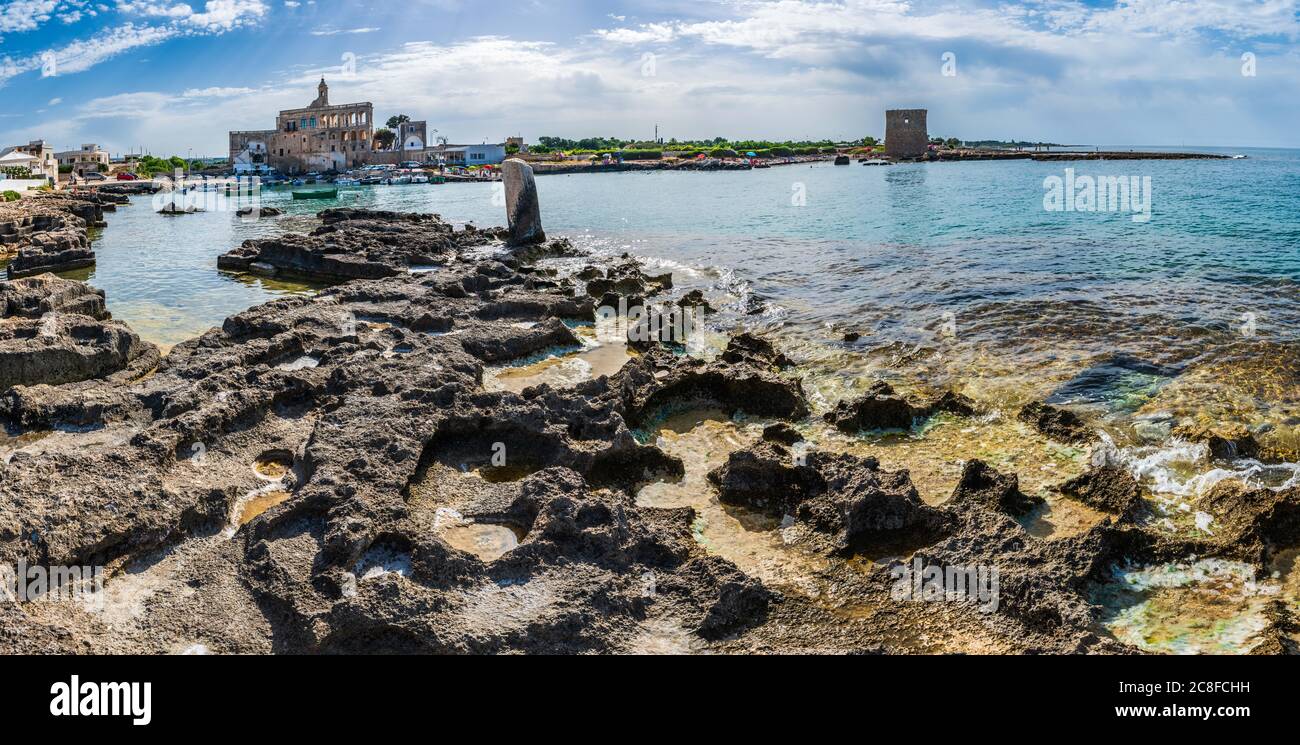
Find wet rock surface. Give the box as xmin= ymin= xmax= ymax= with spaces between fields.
xmin=1017 ymin=400 xmax=1095 ymax=443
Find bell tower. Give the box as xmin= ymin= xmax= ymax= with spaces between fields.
xmin=311 ymin=77 xmax=329 ymax=108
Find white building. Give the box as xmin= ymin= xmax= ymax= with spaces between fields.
xmin=434 ymin=143 xmax=507 ymax=166
xmin=55 ymin=143 xmax=110 ymax=176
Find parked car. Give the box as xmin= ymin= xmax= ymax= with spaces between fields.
xmin=116 ymin=172 xmax=138 ymax=181
xmin=83 ymin=172 xmax=107 ymax=181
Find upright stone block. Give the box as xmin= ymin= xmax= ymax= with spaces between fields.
xmin=502 ymin=158 xmax=545 ymax=246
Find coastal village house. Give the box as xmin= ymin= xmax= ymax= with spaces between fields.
xmin=229 ymin=79 xmax=508 ymax=174
xmin=55 ymin=143 xmax=110 ymax=176
xmin=0 ymin=140 xmax=59 ymax=190
xmin=1 ymin=140 xmax=58 ymax=177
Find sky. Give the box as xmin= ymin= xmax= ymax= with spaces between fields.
xmin=0 ymin=0 xmax=1297 ymax=157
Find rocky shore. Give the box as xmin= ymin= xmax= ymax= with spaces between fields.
xmin=1 ymin=185 xmax=153 ymax=280
xmin=0 ymin=188 xmax=1294 ymax=654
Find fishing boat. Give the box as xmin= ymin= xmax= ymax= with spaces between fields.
xmin=410 ymin=174 xmax=429 ymax=184
xmin=385 ymin=174 xmax=412 ymax=185
xmin=291 ymin=188 xmax=338 ymax=200
xmin=335 ymin=177 xmax=360 ymax=186
xmin=429 ymin=175 xmax=446 ymax=184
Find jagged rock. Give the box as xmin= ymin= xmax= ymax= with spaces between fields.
xmin=218 ymin=208 xmax=503 ymax=279
xmin=614 ymin=340 xmax=809 ymax=425
xmin=1198 ymin=481 xmax=1300 ymax=562
xmin=824 ymin=380 xmax=916 ymax=432
xmin=0 ymin=313 xmax=158 ymax=389
xmin=677 ymin=289 xmax=715 ymax=314
xmin=761 ymin=422 xmax=803 ymax=445
xmin=948 ymin=459 xmax=1043 ymax=516
xmin=708 ymin=441 xmax=949 ymax=553
xmin=1059 ymin=466 xmax=1145 ymax=520
xmin=1017 ymin=400 xmax=1094 ymax=443
xmin=720 ymin=332 xmax=793 ymax=369
xmin=502 ymin=158 xmax=546 ymax=246
xmin=1172 ymin=423 xmax=1260 ymax=460
xmin=0 ymin=274 xmax=108 ymax=319
xmin=584 ymin=260 xmax=672 ymax=302
xmin=922 ymin=390 xmax=980 ymax=418
xmin=0 ymin=275 xmax=156 ymax=389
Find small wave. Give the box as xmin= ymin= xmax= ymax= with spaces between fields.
xmin=1090 ymin=432 xmax=1300 ymax=498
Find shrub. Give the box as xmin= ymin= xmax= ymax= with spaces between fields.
xmin=709 ymin=147 xmax=738 ymax=158
xmin=619 ymin=150 xmax=662 ymax=160
xmin=2 ymin=190 xmax=20 ymax=202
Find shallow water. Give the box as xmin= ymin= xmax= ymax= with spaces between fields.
xmin=483 ymin=318 xmax=636 ymax=392
xmin=1091 ymin=558 xmax=1291 ymax=655
xmin=635 ymin=410 xmax=834 ymax=594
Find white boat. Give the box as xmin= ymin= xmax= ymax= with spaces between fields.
xmin=410 ymin=174 xmax=429 ymax=184
xmin=335 ymin=177 xmax=360 ymax=186
xmin=385 ymin=175 xmax=412 ymax=185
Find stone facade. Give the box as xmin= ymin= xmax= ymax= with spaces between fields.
xmin=229 ymin=79 xmax=374 ymax=174
xmin=885 ymin=109 xmax=929 ymax=159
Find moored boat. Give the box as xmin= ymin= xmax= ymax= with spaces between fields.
xmin=291 ymin=188 xmax=338 ymax=200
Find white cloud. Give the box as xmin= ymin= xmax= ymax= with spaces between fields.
xmin=309 ymin=26 xmax=381 ymax=36
xmin=182 ymin=85 xmax=255 ymax=96
xmin=48 ymin=97 xmax=63 ymax=105
xmin=1 ymin=1 xmax=61 ymax=32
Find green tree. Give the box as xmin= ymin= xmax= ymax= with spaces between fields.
xmin=374 ymin=128 xmax=396 ymax=150
xmin=386 ymin=114 xmax=410 ymax=129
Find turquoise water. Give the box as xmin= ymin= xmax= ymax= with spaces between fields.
xmin=24 ymin=148 xmax=1300 ymax=454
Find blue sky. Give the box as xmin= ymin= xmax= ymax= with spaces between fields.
xmin=1 ymin=1 xmax=1297 ymax=157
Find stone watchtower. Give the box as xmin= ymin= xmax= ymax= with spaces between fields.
xmin=885 ymin=109 xmax=928 ymax=158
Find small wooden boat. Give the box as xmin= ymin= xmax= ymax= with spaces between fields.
xmin=292 ymin=188 xmax=338 ymax=200
xmin=429 ymin=175 xmax=446 ymax=184
xmin=335 ymin=178 xmax=360 ymax=186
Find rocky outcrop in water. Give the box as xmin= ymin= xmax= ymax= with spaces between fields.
xmin=947 ymin=459 xmax=1043 ymax=516
xmin=1058 ymin=466 xmax=1146 ymax=521
xmin=0 ymin=274 xmax=157 ymax=389
xmin=1 ymin=193 xmax=110 ymax=278
xmin=218 ymin=207 xmax=554 ymax=280
xmin=824 ymin=381 xmax=917 ymax=431
xmin=1017 ymin=400 xmax=1094 ymax=443
xmin=707 ymin=441 xmax=950 ymax=553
